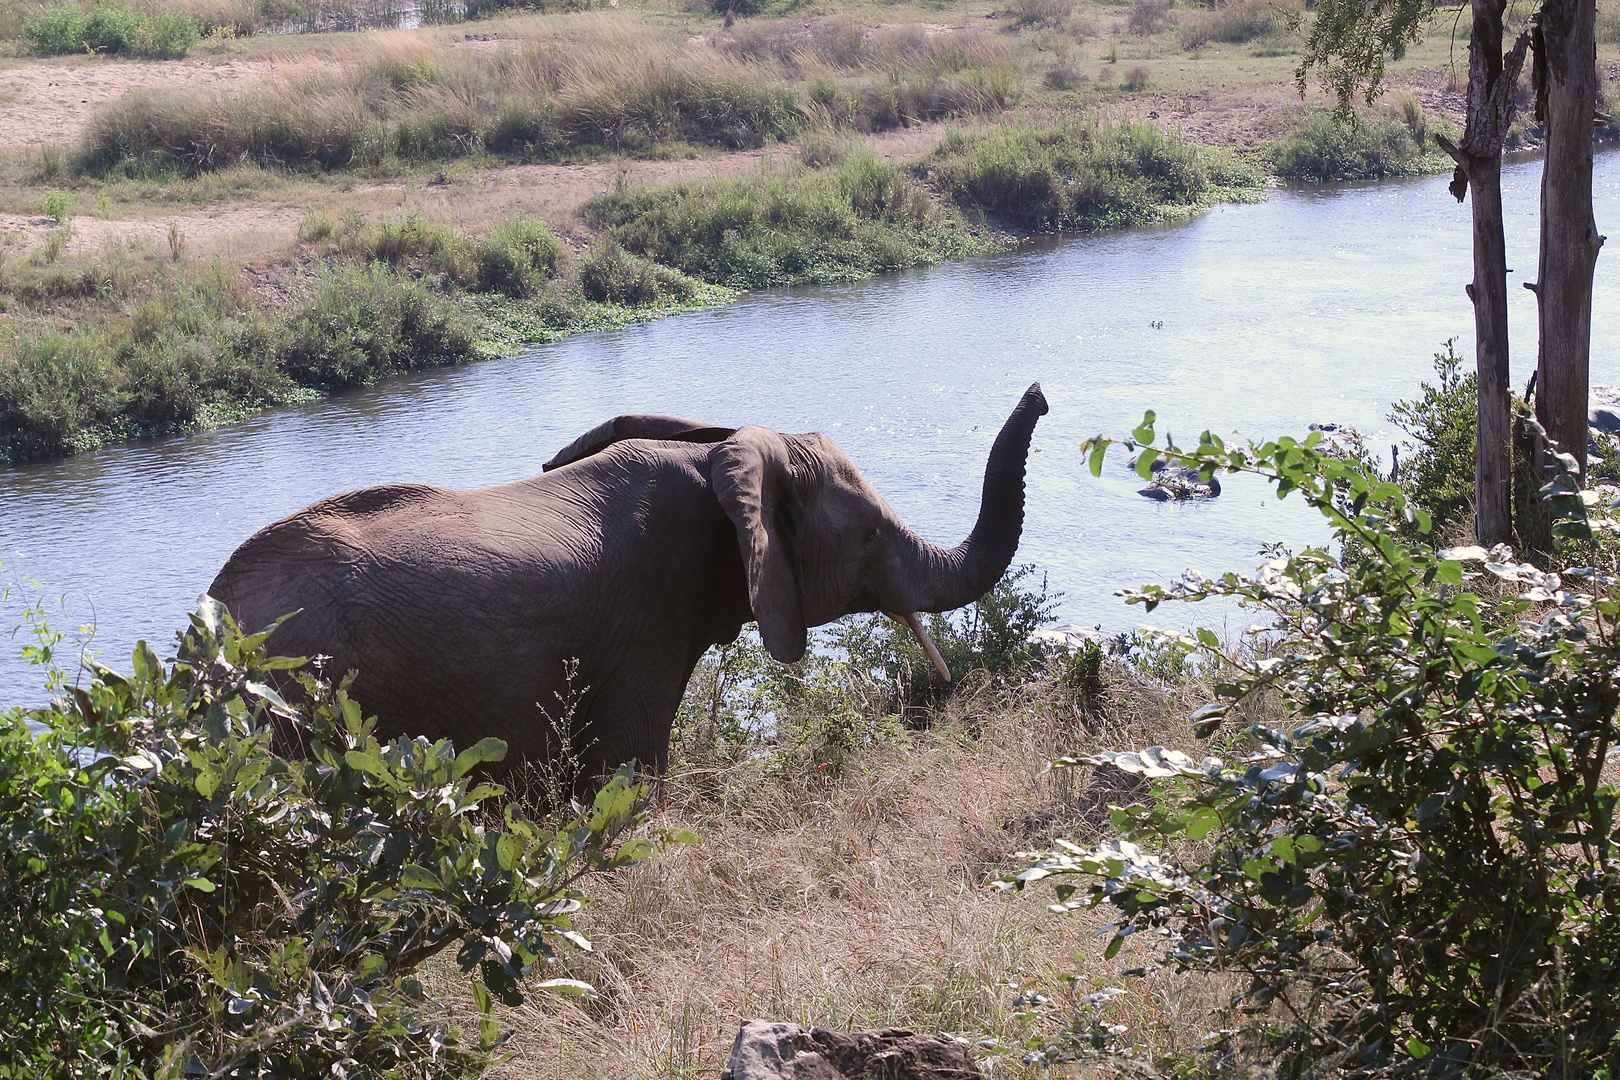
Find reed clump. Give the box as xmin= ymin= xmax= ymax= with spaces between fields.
xmin=1178 ymin=0 xmax=1297 ymax=50
xmin=77 ymin=17 xmax=1019 ymax=176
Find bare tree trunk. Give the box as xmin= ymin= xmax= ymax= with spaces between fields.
xmin=1531 ymin=0 xmax=1605 ymax=476
xmin=1438 ymin=7 xmax=1529 ymax=547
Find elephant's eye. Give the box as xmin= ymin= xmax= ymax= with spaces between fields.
xmin=863 ymin=525 xmax=880 ymax=546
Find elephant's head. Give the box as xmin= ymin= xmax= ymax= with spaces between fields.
xmin=545 ymin=384 xmax=1049 ymax=675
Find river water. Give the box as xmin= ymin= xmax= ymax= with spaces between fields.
xmin=4 ymin=153 xmax=1620 ymax=704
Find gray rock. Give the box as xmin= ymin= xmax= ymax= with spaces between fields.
xmin=1308 ymin=422 xmax=1364 ymax=458
xmin=1029 ymin=623 xmax=1108 ymax=652
xmin=1138 ymin=456 xmax=1221 ymax=501
xmin=1592 ymin=386 xmax=1620 ymax=433
xmin=721 ymin=1021 xmax=983 ymax=1080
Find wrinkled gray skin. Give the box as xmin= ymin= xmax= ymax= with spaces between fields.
xmin=209 ymin=384 xmax=1048 ymax=782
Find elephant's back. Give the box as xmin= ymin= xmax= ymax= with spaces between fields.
xmin=210 ymin=483 xmax=457 ymax=627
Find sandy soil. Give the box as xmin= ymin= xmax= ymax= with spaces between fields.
xmin=396 ymin=121 xmax=955 ymax=232
xmin=0 ymin=122 xmax=953 ymax=257
xmin=0 ymin=204 xmax=305 ymax=255
xmin=0 ymin=56 xmax=272 ymax=153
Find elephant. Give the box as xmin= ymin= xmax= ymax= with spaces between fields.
xmin=208 ymin=383 xmax=1048 ymax=783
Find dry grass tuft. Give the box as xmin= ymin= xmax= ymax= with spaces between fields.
xmin=420 ymin=657 xmax=1238 ymax=1079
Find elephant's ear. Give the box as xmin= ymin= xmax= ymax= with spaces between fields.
xmin=543 ymin=415 xmax=736 ymax=472
xmin=710 ymin=427 xmax=807 ymax=664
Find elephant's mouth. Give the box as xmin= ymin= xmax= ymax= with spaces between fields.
xmin=885 ymin=611 xmax=951 ymax=683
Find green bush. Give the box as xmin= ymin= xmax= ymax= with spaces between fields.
xmin=22 ymin=5 xmax=87 ymax=53
xmin=837 ymin=565 xmax=1060 ymax=720
xmin=675 ymin=566 xmax=1064 ymax=768
xmin=924 ymin=119 xmax=1218 ymax=232
xmin=1 ymin=596 xmax=663 ymax=1076
xmin=1005 ymin=419 xmax=1617 ymax=1077
xmin=474 ymin=216 xmax=565 ymax=297
xmin=24 ymin=5 xmax=199 ymax=58
xmin=352 ymin=211 xmax=469 ymax=280
xmin=269 ymin=263 xmax=477 ymax=389
xmin=1266 ymin=107 xmax=1440 ymax=182
xmin=1386 ymin=340 xmax=1478 ymax=539
xmin=577 ymin=242 xmax=695 ymax=305
xmin=588 ymin=153 xmax=985 ymax=289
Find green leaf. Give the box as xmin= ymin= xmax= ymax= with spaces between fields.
xmin=400 ymin=864 xmax=443 ymax=892
xmin=194 ymin=768 xmax=219 ymax=799
xmin=452 ymin=737 xmax=508 ymax=780
xmin=1406 ymin=1037 xmax=1431 ymax=1060
xmin=1087 ymin=439 xmax=1110 ymax=478
xmin=1132 ymin=410 xmax=1157 ymax=445
xmin=1135 ymin=451 xmax=1158 ymax=481
xmin=535 ymin=978 xmax=597 ymax=997
xmin=344 ymin=748 xmax=390 ymax=778
xmin=1185 ymin=809 xmax=1221 ymax=841
xmin=496 ymin=833 xmax=522 ymax=872
xmin=185 ymin=877 xmax=217 ymax=893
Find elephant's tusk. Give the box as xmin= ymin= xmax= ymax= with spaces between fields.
xmin=887 ymin=611 xmax=951 ymax=682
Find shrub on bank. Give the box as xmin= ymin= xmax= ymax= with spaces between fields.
xmin=25 ymin=4 xmax=201 ymax=58
xmin=1004 ymin=419 xmax=1618 ymax=1077
xmin=578 ymin=242 xmax=696 ymax=305
xmin=266 ymin=264 xmax=477 ymax=390
xmin=1 ymin=598 xmax=657 ymax=1075
xmin=923 ymin=119 xmax=1218 ymax=232
xmin=1267 ymin=106 xmax=1445 ymax=181
xmin=474 ymin=216 xmax=566 ymax=296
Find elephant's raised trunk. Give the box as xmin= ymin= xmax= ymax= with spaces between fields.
xmin=901 ymin=383 xmax=1049 ymax=614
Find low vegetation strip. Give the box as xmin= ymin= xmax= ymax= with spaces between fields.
xmin=589 ymin=123 xmax=1259 ymax=291
xmin=0 ymin=211 xmax=726 ymax=466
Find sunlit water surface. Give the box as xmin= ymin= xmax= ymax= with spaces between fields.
xmin=6 ymin=153 xmax=1620 ymax=703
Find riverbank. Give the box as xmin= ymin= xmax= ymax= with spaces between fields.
xmin=4 ymin=0 xmax=1616 ymax=466
xmin=0 ymin=120 xmax=1262 ymax=466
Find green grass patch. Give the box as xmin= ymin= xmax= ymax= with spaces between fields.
xmin=921 ymin=118 xmax=1264 ymax=233
xmin=585 ymin=152 xmax=993 ymax=289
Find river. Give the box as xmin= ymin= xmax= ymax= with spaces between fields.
xmin=4 ymin=152 xmax=1620 ymax=704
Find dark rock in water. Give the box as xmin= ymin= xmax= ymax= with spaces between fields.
xmin=1308 ymin=422 xmax=1364 ymax=459
xmin=1137 ymin=456 xmax=1221 ymax=501
xmin=1029 ymin=623 xmax=1109 ymax=652
xmin=721 ymin=1021 xmax=983 ymax=1080
xmin=1590 ymin=386 xmax=1620 ymax=432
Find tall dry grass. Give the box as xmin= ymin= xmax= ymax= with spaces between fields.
xmin=421 ymin=655 xmax=1241 ymax=1079
xmin=78 ymin=15 xmax=1018 ymax=174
